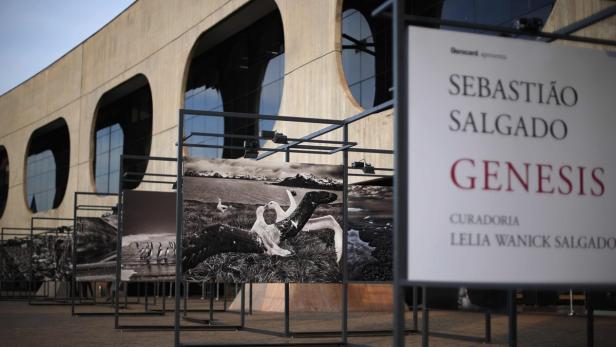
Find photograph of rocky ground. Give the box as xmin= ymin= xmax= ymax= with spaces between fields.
xmin=348 ymin=181 xmax=393 ymax=281
xmin=75 ymin=215 xmax=117 ymax=282
xmin=183 ymin=157 xmax=348 ymax=283
xmin=0 ymin=229 xmax=72 ymax=284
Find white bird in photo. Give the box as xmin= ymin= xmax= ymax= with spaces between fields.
xmin=250 ymin=206 xmax=291 ymax=257
xmin=285 ymin=190 xmax=297 ymax=216
xmin=266 ymin=190 xmax=298 ymax=222
xmin=217 ymin=197 xmax=229 ymax=213
xmin=265 ymin=198 xmax=344 ymax=262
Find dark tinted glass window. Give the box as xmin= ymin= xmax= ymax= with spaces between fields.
xmin=95 ymin=124 xmax=123 ymax=193
xmin=26 ymin=118 xmax=70 ymax=212
xmin=94 ymin=76 xmax=152 ymax=193
xmin=0 ymin=146 xmax=9 ymax=217
xmin=341 ymin=0 xmax=555 ymax=108
xmin=184 ymin=8 xmax=285 ymax=158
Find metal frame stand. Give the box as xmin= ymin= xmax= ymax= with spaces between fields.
xmin=115 ymin=155 xmax=231 ymax=331
xmin=0 ymin=227 xmax=35 ymax=301
xmin=72 ymin=191 xmax=145 ymax=317
xmin=28 ymin=217 xmax=74 ymax=306
xmin=175 ymin=108 xmax=372 ymax=346
xmin=174 ymin=99 xmax=430 ymax=345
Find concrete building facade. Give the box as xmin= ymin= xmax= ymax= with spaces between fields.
xmin=0 ymin=0 xmax=615 ymax=230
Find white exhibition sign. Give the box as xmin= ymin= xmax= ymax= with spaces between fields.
xmin=407 ymin=26 xmax=616 ymax=285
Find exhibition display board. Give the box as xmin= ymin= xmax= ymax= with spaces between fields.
xmin=121 ymin=190 xmax=176 ymax=282
xmin=406 ymin=26 xmax=616 ymax=286
xmin=182 ymin=157 xmax=344 ymax=283
xmin=75 ymin=216 xmax=117 ymax=282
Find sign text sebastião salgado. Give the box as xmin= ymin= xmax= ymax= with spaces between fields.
xmin=407 ymin=27 xmax=616 ymax=285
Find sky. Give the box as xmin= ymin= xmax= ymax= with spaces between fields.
xmin=0 ymin=0 xmax=135 ymax=95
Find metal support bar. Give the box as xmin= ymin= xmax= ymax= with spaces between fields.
xmin=586 ymin=292 xmax=594 ymax=347
xmin=185 ymin=131 xmax=355 ymax=146
xmin=257 ymin=100 xmax=393 ymax=160
xmin=485 ymin=311 xmax=492 ymax=343
xmin=284 ymin=283 xmax=290 ymax=337
xmin=249 ymin=283 xmax=253 ymax=315
xmin=181 ymin=109 xmax=344 ymax=125
xmin=371 ymin=0 xmax=393 ymax=17
xmin=183 ymin=142 xmax=350 ymax=155
xmin=341 ymin=124 xmax=349 ymax=344
xmin=412 ymin=286 xmax=418 ymax=331
xmin=422 ymin=287 xmax=429 ymax=347
xmin=508 ymin=290 xmax=517 ymax=347
xmin=123 ymin=178 xmax=175 ymax=185
xmin=548 ymin=5 xmax=616 ymax=41
xmin=175 ymin=111 xmax=185 ymax=347
xmin=240 ymin=283 xmax=246 ymax=328
xmin=393 ymin=0 xmax=408 ymax=346
xmin=123 ymin=172 xmax=177 ymax=178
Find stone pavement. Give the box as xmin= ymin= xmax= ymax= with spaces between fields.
xmin=0 ymin=300 xmax=614 ymax=346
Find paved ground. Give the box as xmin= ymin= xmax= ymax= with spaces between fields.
xmin=0 ymin=299 xmax=615 ymax=346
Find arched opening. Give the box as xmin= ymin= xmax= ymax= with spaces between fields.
xmin=0 ymin=146 xmax=8 ymax=218
xmin=340 ymin=0 xmax=555 ymax=108
xmin=25 ymin=118 xmax=70 ymax=212
xmin=93 ymin=74 xmax=152 ymax=193
xmin=184 ymin=0 xmax=284 ymax=158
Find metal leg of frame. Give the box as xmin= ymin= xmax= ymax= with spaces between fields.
xmin=174 ymin=113 xmax=184 ymax=347
xmin=422 ymin=286 xmax=429 ymax=347
xmin=162 ymin=282 xmax=167 ymax=313
xmin=485 ymin=310 xmax=492 ymax=343
xmin=240 ymin=283 xmax=246 ymax=328
xmin=508 ymin=289 xmax=517 ymax=347
xmin=249 ymin=282 xmax=253 ymax=315
xmin=393 ymin=0 xmax=409 ymax=345
xmin=209 ymin=283 xmax=215 ymax=323
xmin=412 ymin=286 xmax=419 ymax=331
xmin=342 ymin=123 xmax=349 ymax=344
xmin=284 ymin=282 xmax=290 ymax=337
xmin=145 ymin=282 xmax=149 ymax=311
xmin=202 ymin=282 xmax=206 ymax=300
xmin=184 ymin=281 xmax=188 ymax=317
xmin=586 ymin=292 xmax=594 ymax=347
xmin=223 ymin=283 xmax=227 ymax=310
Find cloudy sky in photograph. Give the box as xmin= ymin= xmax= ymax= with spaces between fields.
xmin=0 ymin=0 xmax=134 ymax=95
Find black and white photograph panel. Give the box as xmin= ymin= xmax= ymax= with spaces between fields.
xmin=182 ymin=157 xmax=344 ymax=283
xmin=75 ymin=215 xmax=117 ymax=282
xmin=348 ymin=178 xmax=393 ymax=282
xmin=120 ymin=190 xmax=176 ymax=282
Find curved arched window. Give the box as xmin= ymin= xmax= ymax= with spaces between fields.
xmin=26 ymin=118 xmax=70 ymax=212
xmin=342 ymin=9 xmax=377 ymax=109
xmin=93 ymin=74 xmax=152 ymax=193
xmin=0 ymin=146 xmax=8 ymax=218
xmin=341 ymin=0 xmax=555 ymax=109
xmin=184 ymin=0 xmax=284 ymax=158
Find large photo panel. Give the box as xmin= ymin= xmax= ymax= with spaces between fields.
xmin=182 ymin=157 xmax=345 ymax=283
xmin=75 ymin=215 xmax=117 ymax=282
xmin=120 ymin=190 xmax=176 ymax=282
